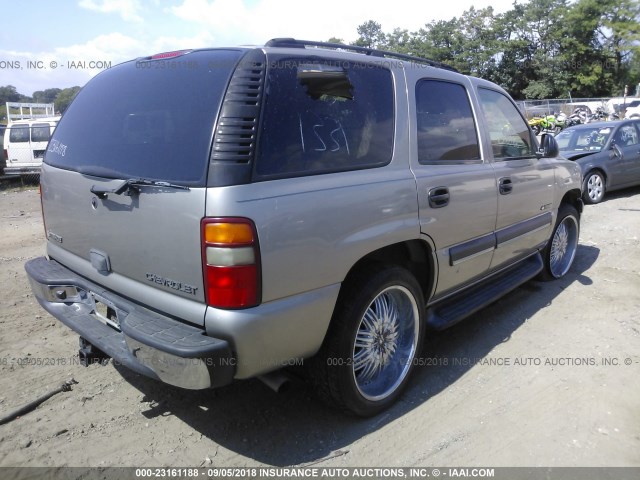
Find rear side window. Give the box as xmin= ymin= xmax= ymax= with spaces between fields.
xmin=477 ymin=88 xmax=535 ymax=159
xmin=9 ymin=125 xmax=29 ymax=143
xmin=45 ymin=49 xmax=244 ymax=186
xmin=416 ymin=80 xmax=480 ymax=163
xmin=614 ymin=124 xmax=639 ymax=146
xmin=255 ymin=58 xmax=394 ymax=178
xmin=31 ymin=123 xmax=52 ymax=142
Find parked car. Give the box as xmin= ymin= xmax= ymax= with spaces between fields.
xmin=0 ymin=125 xmax=6 ymax=174
xmin=625 ymin=104 xmax=640 ymax=119
xmin=25 ymin=38 xmax=583 ymax=416
xmin=3 ymin=117 xmax=60 ymax=177
xmin=556 ymin=120 xmax=640 ymax=204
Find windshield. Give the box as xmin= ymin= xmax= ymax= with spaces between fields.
xmin=45 ymin=49 xmax=244 ymax=186
xmin=556 ymin=126 xmax=612 ymax=152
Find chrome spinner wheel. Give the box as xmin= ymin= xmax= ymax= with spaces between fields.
xmin=351 ymin=285 xmax=419 ymax=402
xmin=549 ymin=213 xmax=579 ymax=278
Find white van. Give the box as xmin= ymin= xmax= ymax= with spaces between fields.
xmin=3 ymin=117 xmax=60 ymax=176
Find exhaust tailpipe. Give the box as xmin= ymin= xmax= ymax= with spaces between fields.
xmin=258 ymin=371 xmax=291 ymax=393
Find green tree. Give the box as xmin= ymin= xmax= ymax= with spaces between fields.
xmin=494 ymin=0 xmax=570 ymax=99
xmin=353 ymin=20 xmax=387 ymax=49
xmin=33 ymin=88 xmax=62 ymax=104
xmin=346 ymin=0 xmax=640 ymax=99
xmin=385 ymin=28 xmax=412 ymax=55
xmin=54 ymin=87 xmax=81 ymax=114
xmin=598 ymin=0 xmax=640 ymax=92
xmin=0 ymin=85 xmax=22 ymax=104
xmin=560 ymin=0 xmax=614 ymax=97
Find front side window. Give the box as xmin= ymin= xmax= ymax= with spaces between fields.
xmin=478 ymin=88 xmax=535 ymax=160
xmin=256 ymin=58 xmax=394 ymax=178
xmin=9 ymin=124 xmax=29 ymax=143
xmin=415 ymin=80 xmax=480 ymax=163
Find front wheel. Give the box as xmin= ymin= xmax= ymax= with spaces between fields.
xmin=311 ymin=266 xmax=424 ymax=416
xmin=540 ymin=204 xmax=580 ymax=280
xmin=583 ymin=171 xmax=605 ymax=204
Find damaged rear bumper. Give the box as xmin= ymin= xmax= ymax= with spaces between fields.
xmin=25 ymin=256 xmax=235 ymax=390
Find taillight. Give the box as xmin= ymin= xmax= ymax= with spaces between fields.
xmin=201 ymin=218 xmax=261 ymax=309
xmin=3 ymin=149 xmax=7 ymax=160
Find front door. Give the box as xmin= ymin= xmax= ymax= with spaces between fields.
xmin=476 ymin=88 xmax=556 ymax=270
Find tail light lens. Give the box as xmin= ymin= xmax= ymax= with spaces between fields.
xmin=201 ymin=218 xmax=261 ymax=309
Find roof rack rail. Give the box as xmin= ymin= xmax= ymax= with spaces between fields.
xmin=264 ymin=38 xmax=459 ymax=73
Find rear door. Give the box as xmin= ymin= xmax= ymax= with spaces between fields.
xmin=611 ymin=122 xmax=640 ymax=185
xmin=6 ymin=123 xmax=32 ymax=166
xmin=30 ymin=122 xmax=56 ymax=165
xmin=409 ymin=75 xmax=498 ymax=297
xmin=41 ymin=49 xmax=245 ymax=326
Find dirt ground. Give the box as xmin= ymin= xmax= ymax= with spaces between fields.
xmin=0 ymin=181 xmax=638 ymax=468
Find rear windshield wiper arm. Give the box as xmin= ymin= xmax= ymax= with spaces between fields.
xmin=90 ymin=178 xmax=190 ymax=199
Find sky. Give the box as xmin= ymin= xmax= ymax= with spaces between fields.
xmin=0 ymin=0 xmax=519 ymax=96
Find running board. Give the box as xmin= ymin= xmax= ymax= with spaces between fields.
xmin=426 ymin=253 xmax=543 ymax=331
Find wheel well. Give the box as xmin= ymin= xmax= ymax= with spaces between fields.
xmin=343 ymin=240 xmax=435 ymax=303
xmin=585 ymin=167 xmax=606 ymax=181
xmin=561 ymin=188 xmax=584 ymax=214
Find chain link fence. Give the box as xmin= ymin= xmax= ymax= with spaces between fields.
xmin=0 ymin=173 xmax=40 ymax=191
xmin=516 ymin=97 xmax=639 ymax=119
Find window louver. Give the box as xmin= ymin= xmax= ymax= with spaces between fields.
xmin=212 ymin=53 xmax=266 ymax=163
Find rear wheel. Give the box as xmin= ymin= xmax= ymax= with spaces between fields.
xmin=311 ymin=266 xmax=424 ymax=416
xmin=540 ymin=204 xmax=580 ymax=280
xmin=583 ymin=170 xmax=605 ymax=204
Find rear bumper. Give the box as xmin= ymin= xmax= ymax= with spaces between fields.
xmin=25 ymin=257 xmax=235 ymax=390
xmin=4 ymin=166 xmax=41 ymax=175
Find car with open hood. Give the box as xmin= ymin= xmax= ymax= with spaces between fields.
xmin=556 ymin=120 xmax=640 ymax=204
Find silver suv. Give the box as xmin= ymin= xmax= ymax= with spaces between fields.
xmin=25 ymin=38 xmax=583 ymax=416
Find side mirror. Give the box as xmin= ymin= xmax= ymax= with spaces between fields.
xmin=538 ymin=133 xmax=559 ymax=158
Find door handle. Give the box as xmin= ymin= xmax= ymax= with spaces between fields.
xmin=499 ymin=177 xmax=513 ymax=195
xmin=428 ymin=187 xmax=450 ymax=208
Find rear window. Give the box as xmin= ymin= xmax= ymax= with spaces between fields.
xmin=9 ymin=125 xmax=29 ymax=143
xmin=45 ymin=49 xmax=244 ymax=186
xmin=255 ymin=57 xmax=394 ymax=178
xmin=31 ymin=123 xmax=52 ymax=142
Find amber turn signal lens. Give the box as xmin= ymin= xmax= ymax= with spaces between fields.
xmin=205 ymin=222 xmax=254 ymax=244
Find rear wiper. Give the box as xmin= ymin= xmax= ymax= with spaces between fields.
xmin=90 ymin=178 xmax=190 ymax=199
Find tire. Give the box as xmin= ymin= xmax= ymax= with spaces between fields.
xmin=540 ymin=204 xmax=580 ymax=280
xmin=583 ymin=170 xmax=605 ymax=204
xmin=311 ymin=266 xmax=424 ymax=416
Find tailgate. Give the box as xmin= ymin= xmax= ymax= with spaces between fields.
xmin=41 ymin=165 xmax=207 ymax=325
